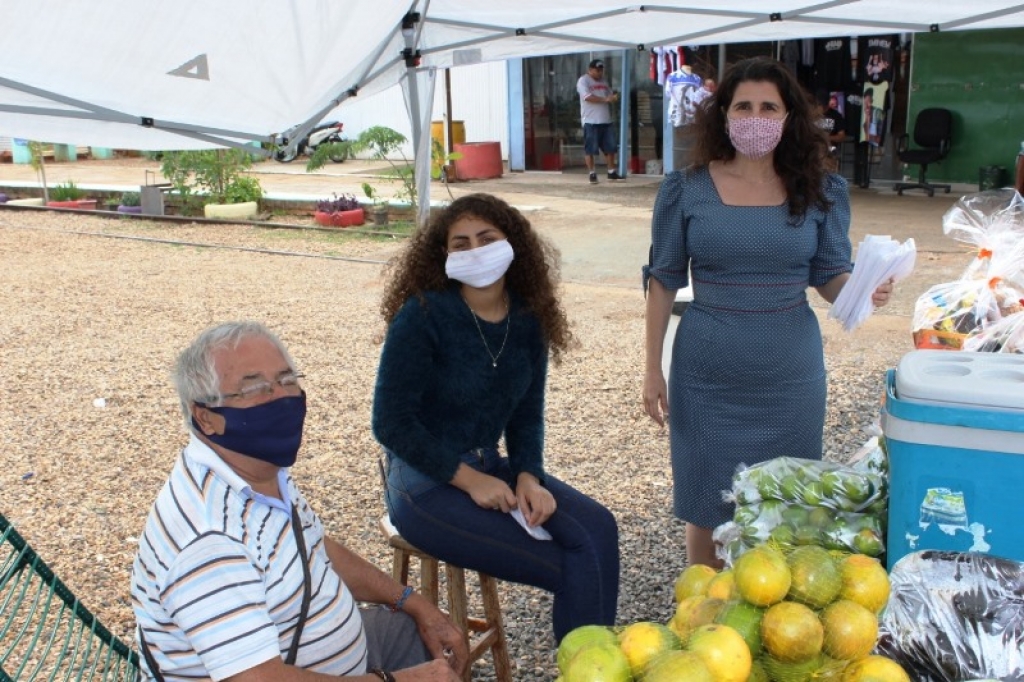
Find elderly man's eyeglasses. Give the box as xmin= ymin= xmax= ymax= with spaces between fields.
xmin=218 ymin=372 xmax=305 ymax=401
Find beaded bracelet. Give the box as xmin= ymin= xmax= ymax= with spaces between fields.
xmin=370 ymin=668 xmax=396 ymax=682
xmin=391 ymin=585 xmax=414 ymax=612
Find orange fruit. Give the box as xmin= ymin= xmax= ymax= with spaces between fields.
xmin=686 ymin=624 xmax=752 ymax=682
xmin=787 ymin=545 xmax=842 ymax=609
xmin=715 ymin=600 xmax=765 ymax=656
xmin=644 ymin=650 xmax=715 ymax=682
xmin=761 ymin=653 xmax=825 ymax=682
xmin=675 ymin=564 xmax=719 ymax=602
xmin=839 ymin=554 xmax=891 ymax=614
xmin=670 ymin=596 xmax=726 ymax=641
xmin=747 ymin=659 xmax=770 ymax=682
xmin=564 ymin=643 xmax=632 ymax=682
xmin=734 ymin=546 xmax=792 ymax=607
xmin=821 ymin=600 xmax=879 ymax=660
xmin=557 ymin=625 xmax=618 ymax=674
xmin=842 ymin=655 xmax=911 ymax=682
xmin=617 ymin=621 xmax=680 ymax=677
xmin=706 ymin=569 xmax=737 ymax=600
xmin=761 ymin=601 xmax=824 ymax=663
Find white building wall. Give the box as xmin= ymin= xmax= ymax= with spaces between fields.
xmin=335 ymin=61 xmax=508 ymax=160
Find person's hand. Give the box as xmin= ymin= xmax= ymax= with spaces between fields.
xmin=409 ymin=606 xmax=468 ymax=677
xmin=608 ymin=92 xmax=619 ymax=104
xmin=872 ymin=277 xmax=896 ymax=308
xmin=516 ymin=474 xmax=556 ymax=527
xmin=643 ymin=369 xmax=669 ymax=427
xmin=394 ymin=658 xmax=461 ymax=681
xmin=465 ymin=470 xmax=518 ymax=512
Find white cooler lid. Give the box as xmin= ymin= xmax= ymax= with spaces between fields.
xmin=895 ymin=350 xmax=1024 ymax=411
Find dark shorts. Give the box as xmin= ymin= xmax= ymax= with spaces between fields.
xmin=583 ymin=123 xmax=618 ymax=156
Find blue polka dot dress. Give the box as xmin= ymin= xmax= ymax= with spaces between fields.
xmin=646 ymin=166 xmax=852 ymax=530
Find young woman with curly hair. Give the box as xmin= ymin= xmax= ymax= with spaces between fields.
xmin=372 ymin=193 xmax=619 ymax=643
xmin=642 ymin=58 xmax=894 ymax=567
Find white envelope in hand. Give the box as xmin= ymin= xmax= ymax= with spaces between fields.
xmin=509 ymin=507 xmax=552 ymax=541
xmin=829 ymin=235 xmax=916 ymax=332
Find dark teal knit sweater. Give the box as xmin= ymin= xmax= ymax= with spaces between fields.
xmin=372 ymin=287 xmax=548 ymax=484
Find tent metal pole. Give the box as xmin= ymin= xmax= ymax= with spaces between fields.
xmin=618 ymin=48 xmax=632 ymax=178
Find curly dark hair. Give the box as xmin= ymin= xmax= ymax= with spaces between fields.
xmin=689 ymin=57 xmax=832 ymax=219
xmin=379 ymin=193 xmax=573 ymax=363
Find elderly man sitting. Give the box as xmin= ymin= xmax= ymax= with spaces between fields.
xmin=131 ymin=321 xmax=466 ymax=682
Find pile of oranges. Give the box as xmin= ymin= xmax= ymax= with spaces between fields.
xmin=556 ymin=543 xmax=909 ymax=681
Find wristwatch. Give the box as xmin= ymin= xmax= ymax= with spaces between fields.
xmin=370 ymin=668 xmax=396 ymax=682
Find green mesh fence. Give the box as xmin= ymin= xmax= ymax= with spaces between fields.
xmin=0 ymin=513 xmax=139 ymax=681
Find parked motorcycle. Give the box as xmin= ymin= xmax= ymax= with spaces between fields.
xmin=275 ymin=120 xmax=350 ymax=163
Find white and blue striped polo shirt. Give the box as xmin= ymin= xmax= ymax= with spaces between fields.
xmin=131 ymin=435 xmax=367 ymax=680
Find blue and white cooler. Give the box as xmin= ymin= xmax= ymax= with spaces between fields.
xmin=882 ymin=350 xmax=1024 ymax=570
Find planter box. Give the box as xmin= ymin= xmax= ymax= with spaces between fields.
xmin=5 ymin=197 xmax=45 ymax=206
xmin=314 ymin=207 xmax=365 ymax=227
xmin=117 ymin=205 xmax=143 ymax=214
xmin=47 ymin=199 xmax=98 ymax=210
xmin=204 ymin=201 xmax=258 ymax=219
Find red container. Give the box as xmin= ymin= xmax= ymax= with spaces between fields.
xmin=453 ymin=142 xmax=503 ymax=180
xmin=314 ymin=208 xmax=364 ymax=227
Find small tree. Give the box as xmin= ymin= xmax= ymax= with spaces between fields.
xmin=307 ymin=126 xmax=418 ymax=209
xmin=28 ymin=141 xmax=48 ymax=203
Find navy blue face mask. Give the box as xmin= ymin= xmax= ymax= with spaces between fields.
xmin=192 ymin=392 xmax=307 ymax=468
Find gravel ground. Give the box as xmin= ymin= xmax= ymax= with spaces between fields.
xmin=0 ymin=205 xmax=915 ymax=680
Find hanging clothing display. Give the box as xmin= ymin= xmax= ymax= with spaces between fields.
xmin=665 ymin=67 xmax=703 ymax=127
xmin=814 ymin=37 xmax=854 ymax=92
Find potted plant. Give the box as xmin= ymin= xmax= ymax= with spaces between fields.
xmin=362 ymin=182 xmax=389 ymax=226
xmin=47 ymin=180 xmax=97 ymax=210
xmin=117 ymin=191 xmax=143 ymax=214
xmin=314 ymin=193 xmax=364 ymax=227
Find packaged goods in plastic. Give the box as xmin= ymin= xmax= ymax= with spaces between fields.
xmin=876 ymin=550 xmax=1023 ymax=682
xmin=715 ymin=452 xmax=888 ymax=565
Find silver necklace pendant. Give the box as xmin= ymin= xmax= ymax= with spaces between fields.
xmin=463 ymin=293 xmax=511 ymax=369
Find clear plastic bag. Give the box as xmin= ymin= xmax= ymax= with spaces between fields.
xmin=912 ymin=274 xmax=1024 ymax=351
xmin=716 ymin=454 xmax=888 ymax=565
xmin=942 ymin=190 xmax=1024 ymax=278
xmin=876 ymin=550 xmax=1024 ymax=682
xmin=963 ymin=309 xmax=1024 ymax=353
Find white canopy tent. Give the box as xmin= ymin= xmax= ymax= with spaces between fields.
xmin=3 ymin=0 xmax=1024 ymax=221
xmin=6 ymin=0 xmax=1024 ymax=151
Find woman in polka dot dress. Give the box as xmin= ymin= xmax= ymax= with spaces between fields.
xmin=642 ymin=58 xmax=894 ymax=568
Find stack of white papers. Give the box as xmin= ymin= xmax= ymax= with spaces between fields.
xmin=829 ymin=235 xmax=917 ymax=332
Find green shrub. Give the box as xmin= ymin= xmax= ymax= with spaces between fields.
xmin=223 ymin=176 xmax=263 ymax=204
xmin=50 ymin=180 xmax=84 ymax=201
xmin=119 ymin=191 xmax=141 ymax=206
xmin=160 ymin=148 xmax=261 ymax=214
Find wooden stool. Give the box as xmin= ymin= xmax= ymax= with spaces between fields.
xmin=379 ymin=516 xmax=513 ymax=682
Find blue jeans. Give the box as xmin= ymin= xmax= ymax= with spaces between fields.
xmin=384 ymin=448 xmax=619 ymax=643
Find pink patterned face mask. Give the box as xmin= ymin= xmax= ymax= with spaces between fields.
xmin=727 ymin=116 xmax=786 ymax=159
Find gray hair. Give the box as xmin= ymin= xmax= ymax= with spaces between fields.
xmin=173 ymin=321 xmax=295 ymax=430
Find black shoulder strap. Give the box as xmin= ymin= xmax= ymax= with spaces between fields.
xmin=137 ymin=628 xmax=166 ymax=682
xmin=286 ymin=502 xmax=313 ymax=666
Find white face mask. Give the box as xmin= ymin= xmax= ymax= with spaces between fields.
xmin=445 ymin=239 xmax=514 ymax=288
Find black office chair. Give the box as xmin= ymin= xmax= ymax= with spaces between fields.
xmin=893 ymin=108 xmax=953 ymax=196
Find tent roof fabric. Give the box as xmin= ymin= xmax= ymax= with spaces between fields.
xmin=2 ymin=1 xmax=1023 ymax=150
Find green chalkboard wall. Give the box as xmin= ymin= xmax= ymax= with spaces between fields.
xmin=909 ymin=28 xmax=1024 ymax=185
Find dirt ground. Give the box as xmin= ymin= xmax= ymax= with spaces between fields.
xmin=0 ymin=155 xmax=975 ymax=358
